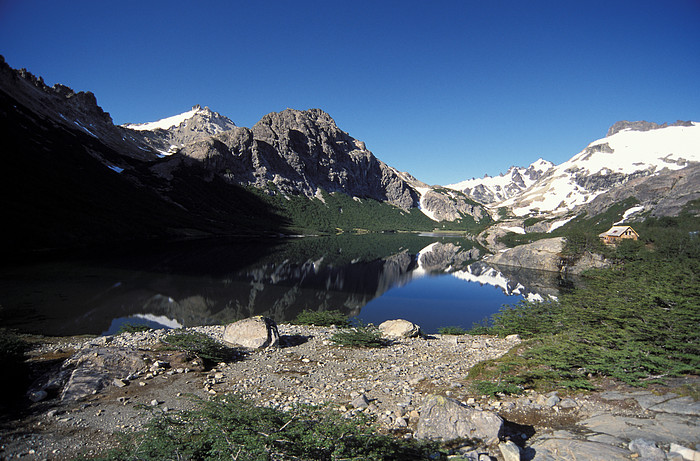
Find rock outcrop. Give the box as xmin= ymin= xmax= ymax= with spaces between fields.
xmin=157 ymin=108 xmax=420 ymax=209
xmin=487 ymin=238 xmax=565 ymax=272
xmin=416 ymin=394 xmax=503 ymax=443
xmin=223 ymin=316 xmax=280 ymax=349
xmin=486 ymin=237 xmax=609 ymax=274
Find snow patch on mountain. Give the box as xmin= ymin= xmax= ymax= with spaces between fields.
xmin=414 ymin=187 xmax=439 ymax=221
xmin=125 ymin=107 xmax=202 ymax=131
xmin=445 ymin=158 xmax=554 ymax=204
xmin=500 ymin=122 xmax=700 ymax=217
xmin=615 ymin=205 xmax=645 ymax=224
xmin=548 ymin=216 xmax=575 ymax=232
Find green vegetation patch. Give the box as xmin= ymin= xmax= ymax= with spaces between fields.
xmin=252 ymin=187 xmax=492 ymax=235
xmin=161 ymin=332 xmax=244 ymax=367
xmin=117 ymin=323 xmax=152 ymax=334
xmin=438 ymin=326 xmax=469 ymax=335
xmin=329 ymin=324 xmax=388 ymax=348
xmin=472 ymin=212 xmax=700 ymax=388
xmin=98 ymin=395 xmax=441 ymax=460
xmin=292 ymin=309 xmax=350 ymax=327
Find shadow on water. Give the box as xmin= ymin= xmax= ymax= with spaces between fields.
xmin=0 ymin=234 xmax=578 ymax=336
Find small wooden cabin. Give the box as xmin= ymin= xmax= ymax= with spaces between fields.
xmin=599 ymin=225 xmax=639 ymax=244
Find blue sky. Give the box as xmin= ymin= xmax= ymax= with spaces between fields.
xmin=1 ymin=0 xmax=699 ymax=185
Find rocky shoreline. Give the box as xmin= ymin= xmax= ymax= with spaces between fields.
xmin=2 ymin=322 xmax=699 ymax=460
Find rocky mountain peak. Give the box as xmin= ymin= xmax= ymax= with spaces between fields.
xmin=445 ymin=158 xmax=555 ymax=205
xmin=606 ymin=120 xmax=694 ymax=137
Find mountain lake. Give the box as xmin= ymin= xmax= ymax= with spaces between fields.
xmin=0 ymin=234 xmax=576 ymax=336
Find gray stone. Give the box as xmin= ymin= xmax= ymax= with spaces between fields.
xmin=351 ymin=393 xmax=370 ymax=410
xmin=545 ymin=394 xmax=560 ymax=407
xmin=60 ymin=347 xmax=147 ymax=402
xmin=379 ymin=319 xmax=421 ymax=339
xmin=581 ymin=412 xmax=700 ymax=446
xmin=587 ymin=433 xmax=626 ymax=446
xmin=112 ymin=378 xmax=128 ymax=388
xmin=28 ymin=390 xmax=48 ymax=402
xmin=416 ymin=395 xmax=503 ymax=443
xmin=558 ymin=398 xmax=577 ymax=409
xmin=633 ymin=392 xmax=677 ymax=410
xmin=628 ymin=438 xmax=666 ymax=461
xmin=498 ymin=440 xmax=521 ymax=461
xmin=223 ymin=316 xmax=279 ymax=349
xmin=669 ymin=443 xmax=700 ymax=461
xmin=530 ymin=437 xmax=633 ymax=460
xmin=649 ymin=396 xmax=700 ymax=416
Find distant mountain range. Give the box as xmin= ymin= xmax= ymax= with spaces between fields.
xmin=1 ymin=55 xmax=697 ymax=252
xmin=446 ymin=121 xmax=699 ymax=219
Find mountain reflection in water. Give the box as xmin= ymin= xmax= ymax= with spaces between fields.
xmin=0 ymin=235 xmax=576 ymax=336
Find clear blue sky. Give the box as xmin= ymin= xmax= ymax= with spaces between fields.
xmin=1 ymin=0 xmax=699 ymax=185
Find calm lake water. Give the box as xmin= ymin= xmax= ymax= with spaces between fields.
xmin=0 ymin=234 xmax=573 ymax=336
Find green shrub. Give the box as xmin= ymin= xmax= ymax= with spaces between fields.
xmin=98 ymin=395 xmax=442 ymax=460
xmin=292 ymin=309 xmax=350 ymax=327
xmin=329 ymin=324 xmax=387 ymax=348
xmin=117 ymin=323 xmax=152 ymax=334
xmin=438 ymin=326 xmax=468 ymax=335
xmin=161 ymin=332 xmax=243 ymax=366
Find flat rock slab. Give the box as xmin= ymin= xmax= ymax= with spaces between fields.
xmin=581 ymin=412 xmax=700 ymax=446
xmin=648 ymin=396 xmax=700 ymax=416
xmin=530 ymin=437 xmax=633 ymax=460
xmin=61 ymin=347 xmax=146 ymax=402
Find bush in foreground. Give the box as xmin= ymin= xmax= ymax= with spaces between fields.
xmin=438 ymin=326 xmax=468 ymax=335
xmin=99 ymin=395 xmax=442 ymax=460
xmin=161 ymin=332 xmax=244 ymax=367
xmin=329 ymin=323 xmax=387 ymax=348
xmin=292 ymin=309 xmax=350 ymax=327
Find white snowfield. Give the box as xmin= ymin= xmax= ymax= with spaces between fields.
xmin=445 ymin=158 xmax=554 ymax=198
xmin=124 ymin=107 xmax=203 ymax=131
xmin=499 ymin=123 xmax=700 ymax=217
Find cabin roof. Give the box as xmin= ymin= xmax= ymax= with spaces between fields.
xmin=599 ymin=225 xmax=638 ymax=237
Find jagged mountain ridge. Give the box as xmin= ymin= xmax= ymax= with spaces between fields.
xmin=447 ymin=120 xmax=699 ymax=219
xmin=125 ymin=103 xmax=485 ymax=221
xmin=498 ymin=121 xmax=699 ymax=217
xmin=0 ymin=57 xmax=489 ymax=252
xmin=445 ymin=159 xmax=554 ymax=204
xmin=124 ymin=105 xmax=237 ymax=156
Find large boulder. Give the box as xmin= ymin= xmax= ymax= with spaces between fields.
xmin=223 ymin=316 xmax=279 ymax=349
xmin=416 ymin=395 xmax=503 ymax=443
xmin=379 ymin=319 xmax=421 ymax=338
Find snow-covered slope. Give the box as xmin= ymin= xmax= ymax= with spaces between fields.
xmin=124 ymin=106 xmax=203 ymax=131
xmin=124 ymin=105 xmax=235 ymax=133
xmin=446 ymin=159 xmax=554 ymax=204
xmin=499 ymin=122 xmax=700 ymax=217
xmin=123 ymin=105 xmax=236 ymax=155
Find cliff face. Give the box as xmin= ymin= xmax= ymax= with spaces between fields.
xmin=152 ymin=108 xmax=419 ymax=209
